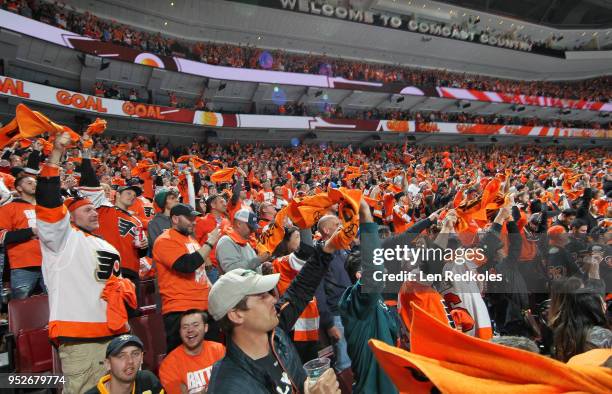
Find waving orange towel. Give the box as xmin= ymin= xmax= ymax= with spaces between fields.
xmin=101 ymin=275 xmax=137 ymax=332
xmin=86 ymin=118 xmax=107 ymax=135
xmin=286 ymin=188 xmax=361 ymax=250
xmin=257 ymin=206 xmax=288 ymax=255
xmin=369 ymin=303 xmax=612 ymax=394
xmin=211 ymin=168 xmax=237 ymax=183
xmin=328 ymin=188 xmax=361 ymax=250
xmin=0 ymin=103 xmax=81 ymax=149
xmin=287 ymin=193 xmax=332 ymax=228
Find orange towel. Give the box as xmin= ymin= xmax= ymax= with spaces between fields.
xmin=369 ymin=303 xmax=612 ymax=394
xmin=86 ymin=118 xmax=107 ymax=135
xmin=210 ymin=168 xmax=237 ymax=183
xmin=0 ymin=103 xmax=81 ymax=148
xmin=257 ymin=206 xmax=288 ymax=255
xmin=101 ymin=276 xmax=137 ymax=332
xmin=287 ymin=188 xmax=361 ymax=250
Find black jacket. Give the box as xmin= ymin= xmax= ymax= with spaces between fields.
xmin=208 ymin=245 xmax=333 ymax=394
xmin=577 ymin=188 xmax=597 ymax=231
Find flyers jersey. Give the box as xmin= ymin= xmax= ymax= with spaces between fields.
xmin=0 ymin=199 xmax=42 ymax=269
xmin=439 ymin=261 xmax=493 ymax=339
xmin=131 ymin=195 xmax=154 ymax=230
xmin=95 ymin=206 xmax=143 ymax=276
xmin=79 ymin=186 xmax=143 ymax=276
xmin=36 ymin=165 xmax=129 ymax=343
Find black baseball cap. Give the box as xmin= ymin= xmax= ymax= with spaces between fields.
xmin=170 ymin=203 xmax=201 ymax=219
xmin=117 ymin=184 xmax=142 ymax=197
xmin=106 ymin=334 xmax=144 ymax=358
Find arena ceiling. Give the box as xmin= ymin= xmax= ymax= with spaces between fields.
xmin=434 ymin=0 xmax=612 ymax=29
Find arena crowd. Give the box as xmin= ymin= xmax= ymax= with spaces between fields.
xmin=0 ymin=102 xmax=610 ymax=392
xmin=3 ymin=0 xmax=611 ymax=102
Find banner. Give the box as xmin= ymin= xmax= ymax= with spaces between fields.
xmin=1 ymin=10 xmax=609 ymax=113
xmin=232 ymin=0 xmax=563 ymax=56
xmin=436 ymin=87 xmax=611 ymax=112
xmin=0 ymin=75 xmax=609 ymax=138
xmin=415 ymin=122 xmax=611 ymax=139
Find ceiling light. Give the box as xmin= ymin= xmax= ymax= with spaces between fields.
xmin=170 ymin=2 xmax=174 ymax=5
xmin=164 ymin=21 xmax=168 ymax=26
xmin=511 ymin=23 xmax=514 ymax=27
xmin=257 ymin=36 xmax=262 ymax=40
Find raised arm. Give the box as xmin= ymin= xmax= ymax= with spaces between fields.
xmin=35 ymin=132 xmax=72 ymax=254
xmin=276 ymin=237 xmax=335 ymax=333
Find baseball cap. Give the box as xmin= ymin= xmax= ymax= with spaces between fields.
xmin=234 ymin=208 xmax=258 ymax=231
xmin=170 ymin=203 xmax=201 ymax=219
xmin=105 ymin=334 xmax=144 ymax=358
xmin=208 ymin=269 xmax=280 ymax=321
xmin=117 ymin=184 xmax=142 ymax=197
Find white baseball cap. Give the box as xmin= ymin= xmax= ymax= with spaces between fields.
xmin=208 ymin=269 xmax=280 ymax=321
xmin=234 ymin=208 xmax=259 ymax=230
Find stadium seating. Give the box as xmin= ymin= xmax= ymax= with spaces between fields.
xmin=7 ymin=294 xmax=52 ymax=373
xmin=128 ymin=313 xmax=167 ymax=376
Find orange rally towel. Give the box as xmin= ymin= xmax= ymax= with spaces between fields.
xmin=368 ymin=303 xmax=612 ymax=394
xmin=210 ymin=168 xmax=237 ymax=183
xmin=0 ymin=103 xmax=80 ymax=148
xmin=287 ymin=193 xmax=332 ymax=228
xmin=131 ymin=162 xmax=156 ymax=177
xmin=287 ymin=188 xmax=361 ymax=250
xmin=86 ymin=118 xmax=107 ymax=135
xmin=101 ymin=275 xmax=137 ymax=332
xmin=257 ymin=206 xmax=288 ymax=255
xmin=176 ymin=155 xmax=195 ymax=163
xmin=328 ymin=188 xmax=361 ymax=250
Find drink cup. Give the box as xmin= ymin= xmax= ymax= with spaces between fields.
xmin=303 ymin=357 xmax=330 ymax=387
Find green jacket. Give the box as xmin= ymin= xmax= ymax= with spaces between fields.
xmin=339 ymin=222 xmax=398 ymax=394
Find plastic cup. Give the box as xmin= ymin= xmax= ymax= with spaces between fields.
xmin=303 ymin=357 xmax=330 ymax=387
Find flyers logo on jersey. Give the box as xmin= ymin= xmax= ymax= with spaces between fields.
xmin=118 ymin=217 xmax=137 ymax=237
xmin=95 ymin=250 xmax=121 ymax=281
xmin=143 ymin=206 xmax=154 ymax=218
